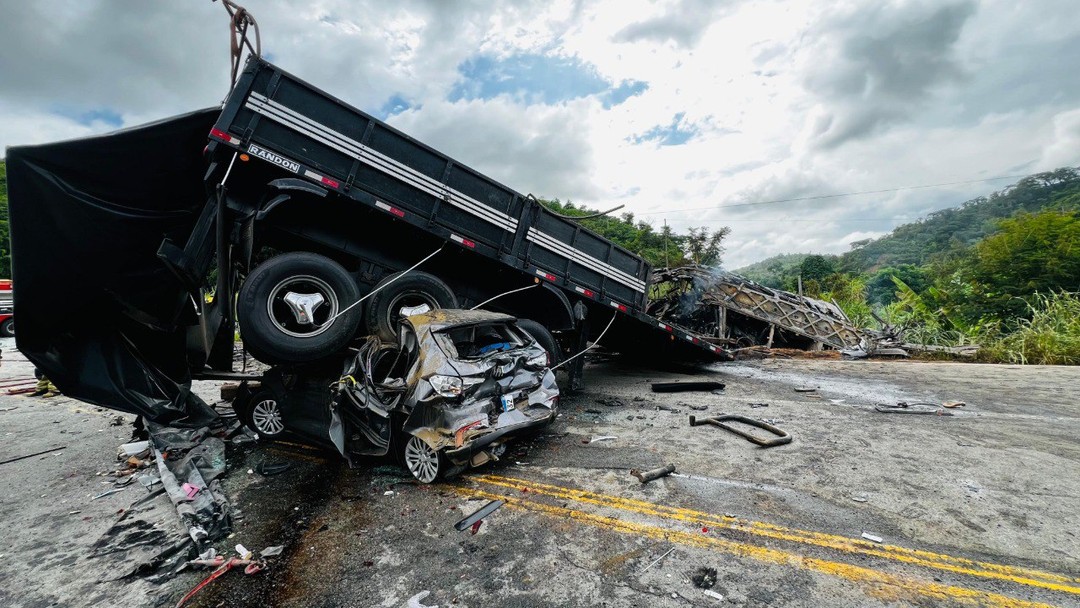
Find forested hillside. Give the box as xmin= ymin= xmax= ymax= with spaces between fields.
xmin=731 ymin=168 xmax=1080 ymax=364
xmin=840 ymin=168 xmax=1080 ymax=271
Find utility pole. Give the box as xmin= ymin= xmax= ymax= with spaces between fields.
xmin=663 ymin=219 xmax=669 ymax=268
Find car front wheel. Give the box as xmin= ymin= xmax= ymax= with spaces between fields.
xmin=402 ymin=435 xmax=442 ymax=483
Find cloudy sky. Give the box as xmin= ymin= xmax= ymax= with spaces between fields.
xmin=3 ymin=0 xmax=1079 ymax=268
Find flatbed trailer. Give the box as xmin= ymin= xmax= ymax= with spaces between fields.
xmin=188 ymin=59 xmax=727 ymax=372
xmin=7 ymin=57 xmax=725 ymax=423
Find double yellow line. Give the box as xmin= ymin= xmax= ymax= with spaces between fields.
xmin=462 ymin=474 xmax=1078 ymax=607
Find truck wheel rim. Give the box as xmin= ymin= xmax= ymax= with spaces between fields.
xmin=386 ymin=291 xmax=439 ymax=332
xmin=251 ymin=398 xmax=284 ymax=435
xmin=267 ymin=275 xmax=339 ymax=338
xmin=404 ymin=436 xmax=439 ymax=483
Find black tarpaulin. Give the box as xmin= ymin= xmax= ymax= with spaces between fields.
xmin=6 ymin=109 xmax=221 ymax=424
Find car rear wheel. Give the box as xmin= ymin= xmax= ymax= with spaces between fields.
xmin=238 ymin=252 xmax=362 ymax=364
xmin=0 ymin=318 xmax=13 ymax=337
xmin=402 ymin=435 xmax=442 ymax=483
xmin=365 ymin=271 xmax=457 ymax=341
xmin=234 ymin=389 xmax=286 ymax=438
xmin=516 ymin=318 xmax=561 ymax=365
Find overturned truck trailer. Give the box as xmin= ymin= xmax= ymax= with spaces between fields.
xmin=650 ymin=267 xmax=866 ymax=351
xmin=6 ymin=58 xmax=728 ymax=425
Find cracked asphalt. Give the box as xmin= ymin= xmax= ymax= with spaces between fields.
xmin=1 ymin=338 xmax=1079 ymax=607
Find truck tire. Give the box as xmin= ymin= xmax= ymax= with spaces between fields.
xmin=516 ymin=318 xmax=561 ymax=365
xmin=364 ymin=271 xmax=457 ymax=341
xmin=238 ymin=252 xmax=362 ymax=364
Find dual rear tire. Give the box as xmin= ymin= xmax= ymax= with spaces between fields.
xmin=237 ymin=253 xmax=456 ymax=364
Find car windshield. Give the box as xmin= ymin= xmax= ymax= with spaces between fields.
xmin=435 ymin=322 xmax=528 ymax=359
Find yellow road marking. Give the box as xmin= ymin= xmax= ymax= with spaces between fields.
xmin=458 ymin=487 xmax=1058 ymax=608
xmin=471 ymin=474 xmax=1080 ymax=596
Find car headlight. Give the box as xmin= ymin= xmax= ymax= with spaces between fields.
xmin=429 ymin=375 xmax=483 ymax=398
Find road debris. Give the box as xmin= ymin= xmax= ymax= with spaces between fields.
xmin=407 ymin=590 xmax=439 ymax=608
xmin=255 ymin=460 xmax=292 ymax=476
xmin=689 ymin=415 xmax=792 ymax=448
xmin=175 ymin=555 xmax=266 ymax=608
xmin=652 ymin=381 xmax=725 ymax=393
xmin=874 ymin=402 xmax=953 ymax=416
xmin=454 ymin=500 xmax=504 ymax=532
xmin=595 ymin=397 xmax=625 ymax=407
xmin=260 ymin=545 xmax=284 ymax=557
xmin=120 ymin=440 xmax=150 ymax=456
xmin=630 ymin=464 xmax=677 ymax=484
xmin=943 ymin=400 xmax=967 ymax=408
xmin=851 ymin=493 xmax=869 ymax=503
xmin=690 ymin=566 xmax=718 ymax=589
xmin=588 ymin=435 xmax=618 ymax=444
xmin=794 ymin=387 xmax=817 ymax=393
xmin=703 ymin=589 xmax=725 ymax=601
xmin=639 ymin=546 xmax=676 ymax=573
xmin=748 ymin=402 xmax=769 ymax=409
xmin=0 ymin=446 xmax=65 ymax=466
xmin=861 ymin=532 xmax=884 ymax=543
xmin=92 ymin=488 xmax=126 ymax=500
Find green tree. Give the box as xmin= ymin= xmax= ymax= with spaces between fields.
xmin=958 ymin=210 xmax=1080 ymax=320
xmin=799 ymin=254 xmax=836 ymax=282
xmin=682 ymin=226 xmax=731 ymax=267
xmin=866 ymin=264 xmax=931 ymax=305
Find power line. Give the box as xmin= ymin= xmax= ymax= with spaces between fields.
xmin=634 ymin=173 xmax=1029 ymax=216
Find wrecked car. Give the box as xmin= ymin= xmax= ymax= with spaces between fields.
xmin=232 ymin=309 xmax=558 ymax=482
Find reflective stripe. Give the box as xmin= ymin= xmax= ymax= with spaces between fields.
xmin=526 ymin=228 xmax=646 ymax=292
xmin=243 ymin=93 xmax=649 ymax=296
xmin=245 ymin=93 xmax=519 ymax=232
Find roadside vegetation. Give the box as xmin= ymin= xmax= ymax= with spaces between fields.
xmin=738 ymin=168 xmax=1080 ymax=365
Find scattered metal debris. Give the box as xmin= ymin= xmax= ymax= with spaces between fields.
xmin=589 ymin=435 xmax=618 ymax=444
xmin=0 ymin=446 xmax=65 ymax=466
xmin=748 ymin=402 xmax=769 ymax=409
xmin=874 ymin=402 xmax=953 ymax=416
xmin=861 ymin=532 xmax=884 ymax=543
xmin=260 ymin=545 xmax=284 ymax=557
xmin=92 ymin=488 xmax=126 ymax=500
xmin=454 ymin=500 xmax=504 ymax=532
xmin=595 ymin=397 xmax=625 ymax=407
xmin=689 ymin=415 xmax=792 ymax=448
xmin=851 ymin=494 xmax=869 ymax=503
xmin=407 ymin=590 xmax=439 ymax=608
xmin=639 ymin=546 xmax=676 ymax=573
xmin=630 ymin=464 xmax=677 ymax=484
xmin=652 ymin=381 xmax=725 ymax=393
xmin=794 ymin=387 xmax=817 ymax=393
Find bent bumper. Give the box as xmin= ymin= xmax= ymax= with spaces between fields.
xmin=444 ymin=409 xmax=556 ymax=464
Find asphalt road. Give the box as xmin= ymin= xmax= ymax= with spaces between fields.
xmin=1 ymin=339 xmax=1078 ymax=607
